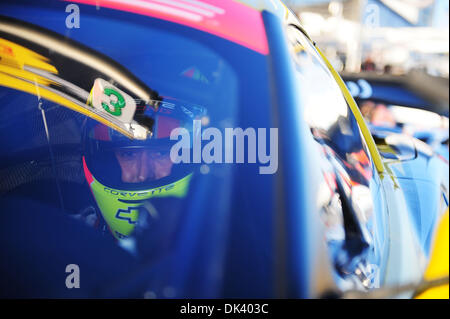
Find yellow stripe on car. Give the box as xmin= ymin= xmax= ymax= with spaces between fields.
xmin=416 ymin=209 xmax=449 ymax=299
xmin=315 ymin=47 xmax=385 ymax=174
xmin=0 ymin=72 xmax=133 ymax=138
xmin=0 ymin=38 xmax=57 ymax=74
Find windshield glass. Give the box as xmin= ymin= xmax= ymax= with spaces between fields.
xmin=0 ymin=3 xmax=275 ymax=298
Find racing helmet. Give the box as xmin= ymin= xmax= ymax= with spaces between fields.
xmin=82 ymin=99 xmax=205 ymax=240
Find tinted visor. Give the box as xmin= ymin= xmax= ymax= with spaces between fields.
xmin=85 ymin=136 xmax=194 ymax=190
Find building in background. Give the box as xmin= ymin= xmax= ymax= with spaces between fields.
xmin=285 ymin=0 xmax=449 ymax=77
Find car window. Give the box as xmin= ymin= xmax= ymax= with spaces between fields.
xmin=0 ymin=4 xmax=278 ymax=296
xmin=286 ymin=25 xmax=387 ymax=289
xmin=0 ymin=12 xmax=273 ymax=253
xmin=287 ymin=26 xmax=374 ymax=187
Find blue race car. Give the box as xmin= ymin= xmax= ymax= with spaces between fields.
xmin=0 ymin=0 xmax=448 ymax=298
xmin=343 ymin=72 xmax=449 ymax=162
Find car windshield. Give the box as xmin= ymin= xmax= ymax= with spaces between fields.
xmin=0 ymin=5 xmax=276 ymax=297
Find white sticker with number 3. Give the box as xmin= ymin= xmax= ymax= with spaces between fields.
xmin=88 ymin=78 xmax=136 ymax=124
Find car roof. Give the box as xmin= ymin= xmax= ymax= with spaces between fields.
xmin=66 ymin=0 xmax=294 ymax=54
